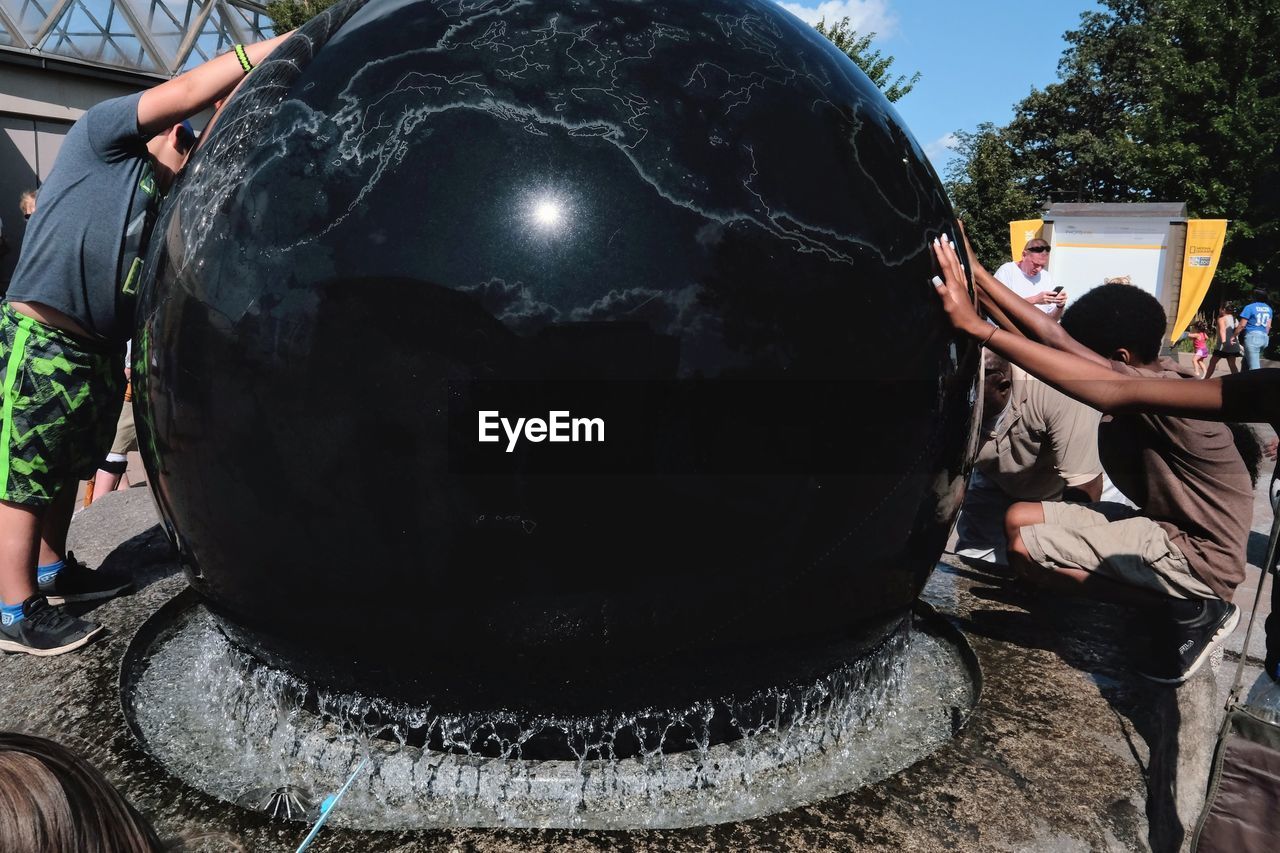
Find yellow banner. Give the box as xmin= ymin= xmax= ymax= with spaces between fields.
xmin=1169 ymin=219 xmax=1228 ymax=342
xmin=1008 ymin=219 xmax=1044 ymax=261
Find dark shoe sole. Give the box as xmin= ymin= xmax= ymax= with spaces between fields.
xmin=44 ymin=582 xmax=133 ymax=607
xmin=0 ymin=624 xmax=104 ymax=656
xmin=1140 ymin=605 xmax=1241 ymax=686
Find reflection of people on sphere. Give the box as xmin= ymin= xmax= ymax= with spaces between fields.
xmin=0 ymin=32 xmax=293 ymax=656
xmin=1205 ymin=303 xmax=1241 ymax=379
xmin=1239 ymin=289 xmax=1273 ymax=371
xmin=952 ymin=350 xmax=1102 ymax=565
xmin=931 ymin=231 xmax=1260 ymax=685
xmin=993 ymin=238 xmax=1067 ymax=319
xmin=0 ymin=731 xmax=164 ymax=852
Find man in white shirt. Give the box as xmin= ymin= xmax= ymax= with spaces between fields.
xmin=994 ymin=238 xmax=1067 ymax=318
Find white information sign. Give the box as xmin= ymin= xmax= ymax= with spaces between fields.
xmin=1047 ymin=216 xmax=1172 ymax=304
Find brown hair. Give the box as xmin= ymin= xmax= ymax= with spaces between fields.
xmin=0 ymin=732 xmax=162 ymax=853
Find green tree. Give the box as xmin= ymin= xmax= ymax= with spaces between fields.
xmin=1004 ymin=2 xmax=1152 ymax=207
xmin=946 ymin=0 xmax=1280 ymax=302
xmin=1131 ymin=0 xmax=1280 ymax=296
xmin=815 ymin=17 xmax=920 ymax=102
xmin=266 ymin=0 xmax=338 ymax=33
xmin=945 ymin=124 xmax=1037 ymax=270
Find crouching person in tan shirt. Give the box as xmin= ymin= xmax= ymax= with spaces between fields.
xmin=952 ymin=350 xmax=1103 ymax=566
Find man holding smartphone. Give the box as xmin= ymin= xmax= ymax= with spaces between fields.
xmin=994 ymin=238 xmax=1068 ymax=319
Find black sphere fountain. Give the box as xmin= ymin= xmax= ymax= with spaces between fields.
xmin=123 ymin=0 xmax=980 ymax=830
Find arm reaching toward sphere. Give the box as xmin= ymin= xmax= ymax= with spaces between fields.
xmin=137 ymin=32 xmax=296 ymax=136
xmin=956 ymin=225 xmax=1108 ymax=369
xmin=929 ymin=233 xmax=1280 ymax=427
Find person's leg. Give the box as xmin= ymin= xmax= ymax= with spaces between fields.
xmin=36 ymin=479 xmax=77 ymax=567
xmin=89 ymin=403 xmax=134 ymax=504
xmin=1244 ymin=334 xmax=1264 ymax=370
xmin=0 ymin=309 xmax=110 ymax=653
xmin=1003 ymin=499 xmax=1182 ymax=604
xmin=1204 ymin=354 xmax=1220 ymax=379
xmin=1009 ymin=500 xmax=1235 ymax=682
xmin=1227 ymin=355 xmax=1240 ymax=374
xmin=0 ymin=306 xmax=58 ymax=609
xmin=90 ymin=468 xmax=124 ymax=502
xmin=1003 ymin=501 xmax=1044 ymax=581
xmin=0 ymin=493 xmax=99 ymax=655
xmin=1 ymin=314 xmax=131 ymax=607
xmin=39 ymin=381 xmax=134 ymax=604
xmin=0 ymin=501 xmax=42 ymax=606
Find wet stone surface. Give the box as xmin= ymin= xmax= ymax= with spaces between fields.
xmin=0 ymin=488 xmax=1224 ymax=851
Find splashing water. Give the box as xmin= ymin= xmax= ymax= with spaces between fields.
xmin=129 ymin=605 xmax=974 ymax=830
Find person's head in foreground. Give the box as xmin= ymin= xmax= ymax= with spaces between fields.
xmin=145 ymin=120 xmax=197 ymax=193
xmin=0 ymin=732 xmax=162 ymax=853
xmin=1059 ymin=281 xmax=1165 ymax=367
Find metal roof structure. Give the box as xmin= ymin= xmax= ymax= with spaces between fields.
xmin=0 ymin=0 xmax=275 ymax=78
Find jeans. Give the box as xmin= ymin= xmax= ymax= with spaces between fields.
xmin=1243 ymin=330 xmax=1269 ymax=371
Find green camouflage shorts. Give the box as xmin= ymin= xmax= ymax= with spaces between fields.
xmin=0 ymin=304 xmax=124 ymax=506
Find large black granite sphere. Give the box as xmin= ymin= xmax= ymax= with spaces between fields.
xmin=135 ymin=0 xmax=977 ymax=714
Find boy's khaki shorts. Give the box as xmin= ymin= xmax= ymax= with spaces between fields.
xmin=1019 ymin=501 xmax=1216 ymax=600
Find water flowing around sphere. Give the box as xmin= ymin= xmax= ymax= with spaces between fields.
xmin=134 ymin=0 xmax=977 ymax=725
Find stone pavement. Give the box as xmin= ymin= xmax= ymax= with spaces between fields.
xmin=1227 ymin=421 xmax=1277 ymax=664
xmin=0 ymin=478 xmax=1262 ymax=851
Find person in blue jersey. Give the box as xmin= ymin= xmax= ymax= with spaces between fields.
xmin=1238 ymin=290 xmax=1273 ymax=371
xmin=0 ymin=34 xmax=292 ymax=657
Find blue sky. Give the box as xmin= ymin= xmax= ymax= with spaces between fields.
xmin=777 ymin=0 xmax=1104 ymax=177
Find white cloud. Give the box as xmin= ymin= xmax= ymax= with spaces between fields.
xmin=925 ymin=133 xmax=958 ymax=160
xmin=775 ymin=0 xmax=898 ymax=38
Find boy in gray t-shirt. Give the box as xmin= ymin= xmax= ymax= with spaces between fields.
xmin=0 ymin=33 xmax=292 ymax=657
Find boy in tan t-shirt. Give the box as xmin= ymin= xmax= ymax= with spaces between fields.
xmin=952 ymin=352 xmax=1103 ymax=565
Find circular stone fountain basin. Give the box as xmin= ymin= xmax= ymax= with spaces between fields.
xmin=121 ymin=590 xmax=979 ymax=831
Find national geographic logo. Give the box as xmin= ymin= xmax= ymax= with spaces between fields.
xmin=1188 ymin=244 xmax=1215 ymax=268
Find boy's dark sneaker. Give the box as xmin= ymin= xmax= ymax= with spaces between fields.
xmin=39 ymin=552 xmax=132 ymax=605
xmin=1139 ymin=598 xmax=1240 ymax=686
xmin=0 ymin=595 xmax=104 ymax=656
